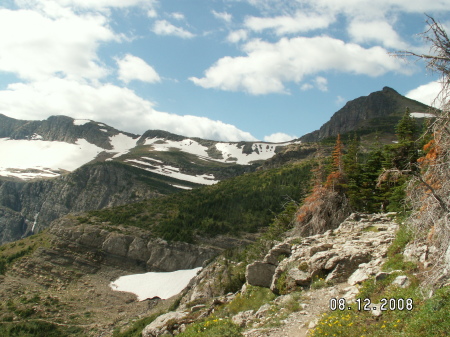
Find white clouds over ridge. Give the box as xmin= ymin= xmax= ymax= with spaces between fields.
xmin=190 ymin=36 xmax=409 ymax=95
xmin=0 ymin=79 xmax=257 ymax=141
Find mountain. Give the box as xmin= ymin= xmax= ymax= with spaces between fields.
xmin=0 ymin=114 xmax=298 ymax=183
xmin=0 ymin=114 xmax=302 ymax=244
xmin=300 ymin=87 xmax=431 ymax=142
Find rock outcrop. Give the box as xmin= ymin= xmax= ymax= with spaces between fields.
xmin=244 ymin=213 xmax=398 ymax=293
xmin=48 ymin=217 xmax=221 ymax=273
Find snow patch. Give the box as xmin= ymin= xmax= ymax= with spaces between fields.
xmin=126 ymin=159 xmax=219 ymax=185
xmin=100 ymin=129 xmax=108 ymax=132
xmin=0 ymin=138 xmax=103 ymax=179
xmin=410 ymin=112 xmax=435 ymax=118
xmin=171 ymin=184 xmax=193 ymax=190
xmin=110 ymin=267 xmax=202 ymax=300
xmin=73 ymin=119 xmax=91 ymax=126
xmin=108 ymin=133 xmax=138 ymax=158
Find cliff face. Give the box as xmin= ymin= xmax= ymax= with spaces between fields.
xmin=0 ymin=163 xmax=169 ymax=244
xmin=301 ymin=87 xmax=430 ymax=142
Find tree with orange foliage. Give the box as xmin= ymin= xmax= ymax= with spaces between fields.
xmin=293 ymin=135 xmax=350 ymax=236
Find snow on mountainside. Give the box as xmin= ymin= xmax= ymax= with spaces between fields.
xmin=0 ymin=114 xmax=300 ymax=184
xmin=142 ymin=137 xmax=300 ymax=165
xmin=0 ymin=131 xmax=138 ymax=180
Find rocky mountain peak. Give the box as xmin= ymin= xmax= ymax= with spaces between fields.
xmin=300 ymin=86 xmax=430 ymax=142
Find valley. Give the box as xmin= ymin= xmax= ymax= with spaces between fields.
xmin=0 ymin=86 xmax=449 ymax=336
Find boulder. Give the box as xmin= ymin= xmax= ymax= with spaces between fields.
xmin=246 ymin=262 xmax=277 ymax=288
xmin=287 ymin=268 xmax=311 ymax=286
xmin=142 ymin=311 xmax=188 ymax=337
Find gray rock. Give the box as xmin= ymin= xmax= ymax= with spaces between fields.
xmin=287 ymin=268 xmax=311 ymax=286
xmin=348 ymin=268 xmax=370 ymax=285
xmin=142 ymin=311 xmax=188 ymax=337
xmin=231 ymin=310 xmax=255 ymax=327
xmin=392 ymin=275 xmax=410 ymax=288
xmin=246 ymin=262 xmax=277 ymax=288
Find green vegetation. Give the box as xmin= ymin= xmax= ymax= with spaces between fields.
xmin=112 ymin=313 xmax=162 ymax=337
xmin=222 ymin=285 xmax=276 ymax=316
xmin=0 ymin=321 xmax=83 ymax=337
xmin=177 ymin=318 xmax=242 ymax=337
xmin=0 ymin=232 xmax=48 ymax=275
xmin=79 ymin=161 xmax=313 ymax=243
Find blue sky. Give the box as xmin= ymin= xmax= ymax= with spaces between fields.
xmin=0 ymin=0 xmax=448 ymax=142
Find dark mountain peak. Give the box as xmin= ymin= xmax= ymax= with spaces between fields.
xmin=300 ymin=87 xmax=430 ymax=142
xmin=137 ymin=129 xmax=187 ymax=145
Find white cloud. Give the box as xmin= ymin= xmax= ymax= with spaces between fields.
xmin=406 ymin=81 xmax=443 ymax=107
xmin=152 ymin=20 xmax=195 ymax=38
xmin=171 ymin=12 xmax=185 ymax=20
xmin=227 ymin=29 xmax=248 ymax=43
xmin=147 ymin=8 xmax=157 ymax=18
xmin=0 ymin=7 xmax=117 ymax=81
xmin=16 ymin=0 xmax=154 ymax=11
xmin=300 ymin=76 xmax=328 ymax=91
xmin=190 ymin=36 xmax=409 ymax=95
xmin=264 ymin=132 xmax=297 ymax=142
xmin=0 ymin=78 xmax=256 ymax=141
xmin=348 ymin=20 xmax=409 ymax=49
xmin=245 ymin=10 xmax=334 ymax=35
xmin=116 ymin=54 xmax=161 ymax=84
xmin=212 ymin=10 xmax=232 ymax=23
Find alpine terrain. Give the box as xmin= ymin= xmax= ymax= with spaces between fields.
xmin=0 ymin=80 xmax=449 ymax=337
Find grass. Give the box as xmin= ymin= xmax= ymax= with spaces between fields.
xmin=177 ymin=318 xmax=242 ymax=337
xmin=112 ymin=312 xmax=162 ymax=337
xmin=220 ymin=285 xmax=276 ymax=316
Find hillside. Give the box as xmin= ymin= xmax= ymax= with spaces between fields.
xmin=300 ymin=87 xmax=431 ymax=143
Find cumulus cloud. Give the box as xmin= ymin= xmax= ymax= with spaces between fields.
xmin=348 ymin=20 xmax=409 ymax=49
xmin=406 ymin=81 xmax=443 ymax=107
xmin=0 ymin=7 xmax=117 ymax=81
xmin=212 ymin=10 xmax=232 ymax=23
xmin=152 ymin=20 xmax=195 ymax=38
xmin=245 ymin=11 xmax=334 ymax=35
xmin=190 ymin=36 xmax=409 ymax=95
xmin=0 ymin=79 xmax=256 ymax=141
xmin=227 ymin=29 xmax=248 ymax=43
xmin=116 ymin=54 xmax=161 ymax=84
xmin=263 ymin=132 xmax=297 ymax=142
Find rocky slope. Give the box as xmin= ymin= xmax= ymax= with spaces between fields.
xmin=0 ymin=162 xmax=175 ymax=244
xmin=136 ymin=212 xmax=404 ymax=337
xmin=300 ymin=87 xmax=430 ymax=142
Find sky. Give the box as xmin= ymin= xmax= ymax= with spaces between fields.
xmin=0 ymin=0 xmax=449 ymax=142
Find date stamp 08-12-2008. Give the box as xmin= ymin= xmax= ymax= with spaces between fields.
xmin=329 ymin=298 xmax=413 ymax=312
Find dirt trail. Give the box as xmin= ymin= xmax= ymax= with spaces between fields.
xmin=244 ymin=283 xmax=349 ymax=337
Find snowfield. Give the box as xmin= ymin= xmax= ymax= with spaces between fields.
xmin=144 ymin=137 xmax=300 ymax=165
xmin=109 ymin=133 xmax=138 ymax=158
xmin=410 ymin=112 xmax=435 ymax=118
xmin=125 ymin=158 xmax=219 ymax=185
xmin=110 ymin=267 xmax=202 ymax=300
xmin=0 ymin=138 xmax=103 ymax=180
